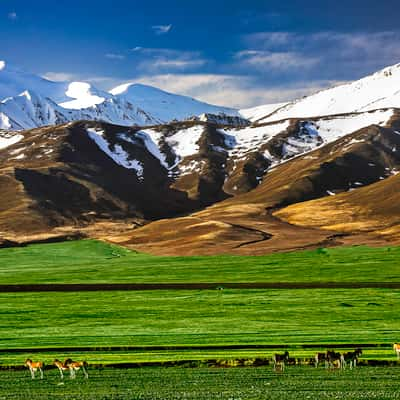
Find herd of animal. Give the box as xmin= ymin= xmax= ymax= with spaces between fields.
xmin=24 ymin=344 xmax=400 ymax=378
xmin=273 ymin=344 xmax=400 ymax=371
xmin=24 ymin=358 xmax=88 ymax=380
xmin=272 ymin=349 xmax=362 ymax=371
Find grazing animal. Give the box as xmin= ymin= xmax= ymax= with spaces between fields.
xmin=341 ymin=348 xmax=362 ymax=369
xmin=64 ymin=358 xmax=89 ymax=379
xmin=25 ymin=359 xmax=44 ymax=379
xmin=393 ymin=343 xmax=400 ymax=359
xmin=326 ymin=350 xmax=342 ymax=369
xmin=314 ymin=352 xmax=329 ymax=368
xmin=273 ymin=351 xmax=289 ymax=371
xmin=53 ymin=359 xmax=71 ymax=379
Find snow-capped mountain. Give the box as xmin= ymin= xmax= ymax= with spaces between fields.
xmin=0 ymin=61 xmax=71 ymax=103
xmin=256 ymin=63 xmax=400 ymax=123
xmin=2 ymin=60 xmax=400 ymax=251
xmin=0 ymin=60 xmax=240 ymax=130
xmin=2 ymin=60 xmax=400 ymax=132
xmin=110 ymin=83 xmax=238 ymax=122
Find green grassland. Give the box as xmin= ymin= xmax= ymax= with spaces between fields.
xmin=0 ymin=240 xmax=400 ymax=369
xmin=0 ymin=288 xmax=399 ymax=364
xmin=1 ymin=366 xmax=400 ymax=400
xmin=0 ymin=239 xmax=400 ymax=283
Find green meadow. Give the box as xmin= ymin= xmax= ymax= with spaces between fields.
xmin=0 ymin=240 xmax=399 ymax=367
xmin=0 ymin=239 xmax=399 ymax=283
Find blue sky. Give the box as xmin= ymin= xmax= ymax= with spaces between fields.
xmin=1 ymin=0 xmax=400 ymax=107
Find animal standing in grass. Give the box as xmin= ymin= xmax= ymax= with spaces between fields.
xmin=393 ymin=343 xmax=400 ymax=359
xmin=25 ymin=359 xmax=44 ymax=379
xmin=273 ymin=351 xmax=289 ymax=371
xmin=326 ymin=350 xmax=342 ymax=369
xmin=53 ymin=359 xmax=71 ymax=380
xmin=64 ymin=358 xmax=89 ymax=379
xmin=314 ymin=352 xmax=329 ymax=368
xmin=341 ymin=348 xmax=362 ymax=369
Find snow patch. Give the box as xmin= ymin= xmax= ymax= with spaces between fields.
xmin=165 ymin=125 xmax=204 ymax=160
xmin=11 ymin=153 xmax=25 ymax=160
xmin=239 ymin=102 xmax=288 ymax=122
xmin=311 ymin=110 xmax=394 ymax=143
xmin=87 ymin=128 xmax=144 ymax=179
xmin=61 ymin=82 xmax=106 ymax=109
xmin=0 ymin=133 xmax=24 ymax=150
xmin=219 ymin=121 xmax=290 ymax=160
xmin=121 ymin=131 xmax=170 ymax=170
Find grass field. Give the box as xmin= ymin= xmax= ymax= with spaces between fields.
xmin=1 ymin=289 xmax=400 ymax=348
xmin=0 ymin=240 xmax=399 ymax=283
xmin=0 ymin=287 xmax=399 ymax=365
xmin=1 ymin=366 xmax=400 ymax=399
xmin=1 ymin=239 xmax=400 ymax=378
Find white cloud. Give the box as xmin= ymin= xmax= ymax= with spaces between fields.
xmin=151 ymin=24 xmax=172 ymax=35
xmin=42 ymin=72 xmax=120 ymax=88
xmin=42 ymin=72 xmax=79 ymax=82
xmin=235 ymin=50 xmax=320 ymax=70
xmin=134 ymin=73 xmax=338 ymax=108
xmin=243 ymin=30 xmax=400 ymax=77
xmin=130 ymin=47 xmax=207 ymax=72
xmin=105 ymin=53 xmax=125 ymax=60
xmin=150 ymin=59 xmax=206 ymax=69
xmin=8 ymin=11 xmax=17 ymax=20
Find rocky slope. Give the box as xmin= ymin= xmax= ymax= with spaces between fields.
xmin=108 ymin=112 xmax=400 ymax=255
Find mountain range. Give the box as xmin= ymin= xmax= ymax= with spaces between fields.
xmin=1 ymin=60 xmax=400 ymax=253
xmin=0 ymin=60 xmax=241 ymax=130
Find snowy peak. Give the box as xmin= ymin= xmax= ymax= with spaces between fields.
xmin=0 ymin=60 xmax=240 ymax=130
xmin=258 ymin=62 xmax=400 ymax=123
xmin=109 ymin=82 xmax=239 ymax=122
xmin=0 ymin=60 xmax=71 ymax=104
xmin=110 ymin=82 xmax=156 ymax=96
xmin=0 ymin=89 xmax=74 ymax=130
xmin=2 ymin=59 xmax=400 ymax=132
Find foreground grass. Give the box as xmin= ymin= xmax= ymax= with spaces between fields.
xmin=0 ymin=240 xmax=400 ymax=284
xmin=1 ymin=366 xmax=400 ymax=400
xmin=1 ymin=289 xmax=399 ymax=352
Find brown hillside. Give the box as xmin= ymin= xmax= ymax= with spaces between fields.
xmin=110 ymin=122 xmax=400 ymax=255
xmin=274 ymin=173 xmax=400 ymax=241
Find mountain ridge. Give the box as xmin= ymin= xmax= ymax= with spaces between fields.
xmin=1 ymin=61 xmax=400 ymax=253
xmin=0 ymin=60 xmax=240 ymax=130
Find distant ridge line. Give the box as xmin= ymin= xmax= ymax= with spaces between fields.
xmin=0 ymin=282 xmax=399 ymax=292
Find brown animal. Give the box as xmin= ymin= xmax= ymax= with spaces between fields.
xmin=273 ymin=351 xmax=289 ymax=371
xmin=25 ymin=359 xmax=44 ymax=379
xmin=326 ymin=350 xmax=342 ymax=369
xmin=314 ymin=352 xmax=328 ymax=368
xmin=393 ymin=343 xmax=400 ymax=359
xmin=64 ymin=358 xmax=89 ymax=379
xmin=341 ymin=348 xmax=362 ymax=369
xmin=53 ymin=359 xmax=71 ymax=379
